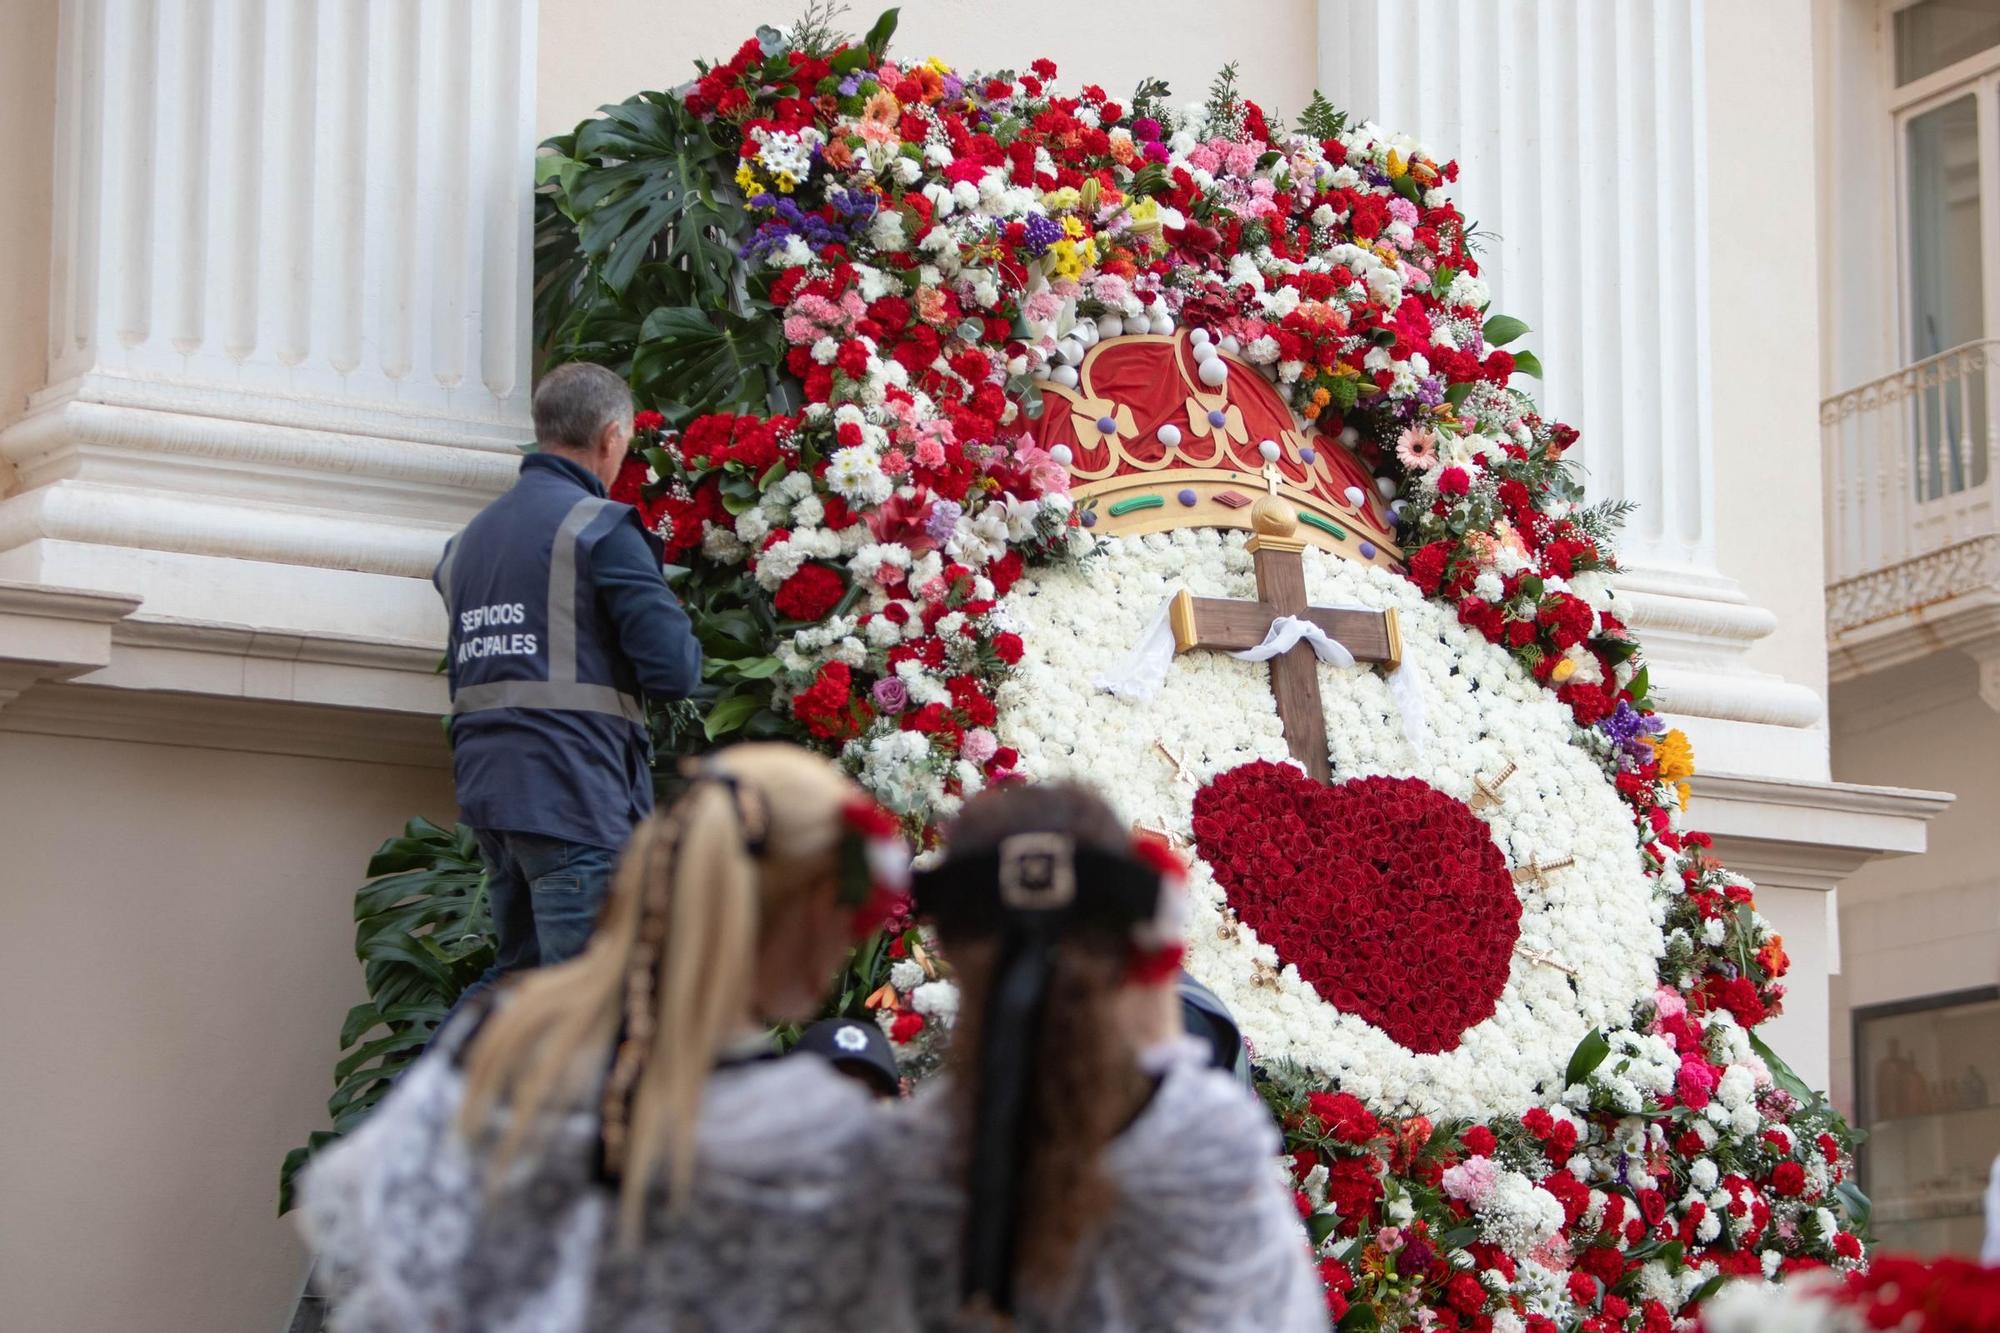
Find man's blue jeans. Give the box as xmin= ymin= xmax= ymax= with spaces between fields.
xmin=454 ymin=830 xmax=618 ymax=1012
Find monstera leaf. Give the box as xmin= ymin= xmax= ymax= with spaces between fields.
xmin=278 ymin=818 xmax=490 ymax=1213
xmin=631 ymin=305 xmax=786 ymax=425
xmin=560 ymin=90 xmax=749 ymax=304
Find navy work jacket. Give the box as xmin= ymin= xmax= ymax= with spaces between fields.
xmin=435 ymin=453 xmax=700 ymax=848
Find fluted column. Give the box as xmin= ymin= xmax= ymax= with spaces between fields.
xmin=1 ymin=0 xmax=533 ymax=656
xmin=1319 ymin=0 xmax=1827 ymax=779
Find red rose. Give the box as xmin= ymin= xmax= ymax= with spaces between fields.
xmin=991 ymin=631 xmax=1024 ymax=664
xmin=773 ymin=563 xmax=847 ymax=622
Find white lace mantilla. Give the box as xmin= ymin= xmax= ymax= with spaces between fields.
xmin=885 ymin=1055 xmax=1331 ymax=1333
xmin=298 ymin=1045 xmax=901 ymax=1333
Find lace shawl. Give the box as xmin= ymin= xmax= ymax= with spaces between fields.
xmin=885 ymin=1054 xmax=1331 ymax=1332
xmin=298 ymin=1045 xmax=904 ymax=1333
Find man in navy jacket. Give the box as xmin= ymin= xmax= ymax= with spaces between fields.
xmin=435 ymin=362 xmax=700 ymax=998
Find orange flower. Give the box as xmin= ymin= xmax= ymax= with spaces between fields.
xmin=863 ymin=90 xmax=901 ymax=124
xmin=907 ymin=65 xmax=944 ymax=102
xmin=1758 ymin=934 xmax=1790 ymax=980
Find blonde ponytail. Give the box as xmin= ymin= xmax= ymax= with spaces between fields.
xmin=456 ymin=743 xmax=862 ymax=1243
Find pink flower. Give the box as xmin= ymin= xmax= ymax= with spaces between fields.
xmin=914 ymin=438 xmax=947 ymax=469
xmin=1676 ymin=1057 xmax=1719 ymax=1110
xmin=1396 ymin=426 xmax=1440 ymax=472
xmin=960 ymin=728 xmax=998 ymax=764
xmin=1440 ymin=1155 xmax=1499 ymax=1207
xmin=1652 ymin=985 xmax=1687 ymax=1022
xmin=1013 ymin=443 xmax=1072 ymax=494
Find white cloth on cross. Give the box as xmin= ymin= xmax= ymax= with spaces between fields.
xmin=1092 ymin=591 xmax=1426 ymax=753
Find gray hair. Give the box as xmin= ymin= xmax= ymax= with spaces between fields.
xmin=532 ymin=362 xmax=634 ymax=453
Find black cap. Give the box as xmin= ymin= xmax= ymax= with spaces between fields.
xmin=793 ymin=1018 xmax=901 ymax=1098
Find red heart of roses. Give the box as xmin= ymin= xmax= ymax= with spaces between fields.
xmin=1190 ymin=761 xmax=1521 ymax=1054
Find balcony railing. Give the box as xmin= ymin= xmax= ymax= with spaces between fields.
xmin=1822 ymin=339 xmax=1999 ymax=634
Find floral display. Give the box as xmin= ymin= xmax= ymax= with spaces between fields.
xmin=530 ymin=9 xmax=1868 ymax=1328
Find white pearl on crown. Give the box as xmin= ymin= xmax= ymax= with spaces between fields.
xmin=1098 ymin=314 xmax=1124 ymax=338
xmin=1049 ymin=444 xmax=1074 ymax=466
xmin=1190 ymin=328 xmax=1211 ymax=346
xmin=1258 ymin=439 xmax=1280 ymax=462
xmin=1192 ymin=342 xmax=1217 ymax=364
xmin=1197 ymin=357 xmax=1229 ymax=387
xmin=1148 ymin=311 xmax=1174 ymax=335
xmin=1157 ymin=424 xmax=1182 ymax=448
xmin=1051 ymin=364 xmax=1079 ymax=388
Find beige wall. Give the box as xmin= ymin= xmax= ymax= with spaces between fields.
xmin=0 ymin=0 xmax=56 ymax=487
xmin=537 ymin=0 xmax=1321 ymax=143
xmin=1706 ymin=0 xmax=1832 ymax=707
xmin=1826 ymin=657 xmax=2000 ymax=1119
xmin=0 ymin=730 xmax=454 ymax=1333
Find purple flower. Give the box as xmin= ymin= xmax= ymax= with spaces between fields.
xmin=871 ymin=676 xmax=910 ymax=715
xmin=1019 ymin=214 xmax=1065 ymax=257
xmin=837 ymin=75 xmax=861 ymax=96
xmin=1415 ymin=375 xmax=1447 ymax=407
xmin=923 ymin=499 xmax=963 ymax=544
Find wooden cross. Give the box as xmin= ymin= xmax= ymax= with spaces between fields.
xmin=1168 ymin=494 xmax=1402 ymax=783
xmin=1468 ymin=761 xmax=1518 ymax=812
xmin=1510 ymin=853 xmax=1574 ymax=889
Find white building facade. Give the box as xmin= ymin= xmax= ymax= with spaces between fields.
xmin=0 ymin=2 xmax=1969 ymax=1329
xmin=1815 ymin=0 xmax=2000 ymax=1262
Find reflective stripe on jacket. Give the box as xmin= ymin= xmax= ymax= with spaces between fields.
xmin=435 ymin=452 xmax=697 ymax=849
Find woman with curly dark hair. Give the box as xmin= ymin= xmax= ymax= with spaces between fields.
xmin=892 ymin=781 xmax=1328 ymax=1332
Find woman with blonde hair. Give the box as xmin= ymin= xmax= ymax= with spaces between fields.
xmin=892 ymin=780 xmax=1328 ymax=1332
xmin=297 ymin=742 xmax=912 ymax=1332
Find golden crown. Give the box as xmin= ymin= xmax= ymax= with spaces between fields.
xmin=1024 ymin=329 xmax=1401 ymax=566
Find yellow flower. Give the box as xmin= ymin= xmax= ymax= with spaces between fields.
xmin=1653 ymin=728 xmax=1696 ymax=810
xmin=1061 ymin=214 xmax=1089 ymax=240
xmin=1550 ymin=657 xmax=1578 ymax=684
xmin=774 ymin=171 xmax=797 ymax=194
xmin=923 ymin=55 xmax=951 ymax=75
xmin=1049 ymin=238 xmax=1086 ymax=280
xmin=1655 ymin=728 xmax=1695 ymax=784
xmin=1043 ymin=186 xmax=1081 ymax=212
xmin=1386 ymin=148 xmax=1408 ymax=179
xmin=734 ymin=163 xmax=761 ymax=196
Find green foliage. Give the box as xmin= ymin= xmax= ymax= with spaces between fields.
xmin=1482 ymin=314 xmax=1531 ymax=348
xmin=278 ymin=819 xmax=490 ymax=1213
xmin=1296 ymin=90 xmax=1349 ymax=142
xmin=1564 ymin=1026 xmax=1612 ymax=1089
xmin=534 ymin=88 xmax=780 ymax=423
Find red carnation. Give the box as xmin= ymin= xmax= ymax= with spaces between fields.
xmin=773 ymin=563 xmax=846 ymax=622
xmin=889 ymin=1011 xmax=924 ymax=1043
xmin=1769 ymin=1161 xmax=1807 ymax=1197
xmin=1461 ymin=1125 xmax=1497 ymax=1157
xmin=991 ymin=631 xmax=1024 ymax=664
xmin=1306 ymin=1091 xmax=1382 ymax=1145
